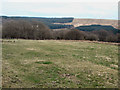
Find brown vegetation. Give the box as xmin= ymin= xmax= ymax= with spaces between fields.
xmin=2 ymin=19 xmax=120 ymax=43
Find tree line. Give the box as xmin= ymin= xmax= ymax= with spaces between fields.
xmin=2 ymin=20 xmax=120 ymax=43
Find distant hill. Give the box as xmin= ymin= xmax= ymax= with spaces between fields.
xmin=2 ymin=16 xmax=74 ymax=29
xmin=2 ymin=16 xmax=74 ymax=23
xmin=53 ymin=18 xmax=118 ymax=29
xmin=1 ymin=16 xmax=119 ymax=31
xmin=72 ymin=19 xmax=118 ymax=29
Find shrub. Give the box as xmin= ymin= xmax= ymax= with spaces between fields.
xmin=86 ymin=33 xmax=98 ymax=41
xmin=65 ymin=29 xmax=85 ymax=40
xmin=92 ymin=30 xmax=109 ymax=41
xmin=106 ymin=34 xmax=117 ymax=42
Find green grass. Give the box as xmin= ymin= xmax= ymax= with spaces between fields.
xmin=2 ymin=39 xmax=118 ymax=88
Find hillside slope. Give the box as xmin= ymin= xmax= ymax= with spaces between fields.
xmin=2 ymin=16 xmax=118 ymax=29
xmin=72 ymin=19 xmax=118 ymax=28
xmin=58 ymin=19 xmax=118 ymax=29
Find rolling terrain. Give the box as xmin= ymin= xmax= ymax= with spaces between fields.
xmin=2 ymin=16 xmax=118 ymax=29
xmin=1 ymin=16 xmax=119 ymax=88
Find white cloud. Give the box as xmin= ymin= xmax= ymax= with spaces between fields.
xmin=1 ymin=2 xmax=118 ymax=19
xmin=27 ymin=2 xmax=117 ymax=18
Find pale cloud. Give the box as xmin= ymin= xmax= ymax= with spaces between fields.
xmin=3 ymin=0 xmax=119 ymax=2
xmin=1 ymin=1 xmax=118 ymax=19
xmin=28 ymin=2 xmax=117 ymax=19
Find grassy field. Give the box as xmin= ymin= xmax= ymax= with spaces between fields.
xmin=2 ymin=39 xmax=118 ymax=88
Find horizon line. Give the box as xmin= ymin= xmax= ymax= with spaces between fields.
xmin=0 ymin=15 xmax=118 ymax=20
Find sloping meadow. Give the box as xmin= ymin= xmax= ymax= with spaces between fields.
xmin=2 ymin=39 xmax=118 ymax=88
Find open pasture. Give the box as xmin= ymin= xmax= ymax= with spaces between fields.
xmin=2 ymin=39 xmax=118 ymax=88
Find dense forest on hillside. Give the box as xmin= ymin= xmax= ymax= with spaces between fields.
xmin=75 ymin=25 xmax=119 ymax=34
xmin=2 ymin=16 xmax=74 ymax=29
xmin=2 ymin=16 xmax=74 ymax=23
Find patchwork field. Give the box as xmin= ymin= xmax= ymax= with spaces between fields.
xmin=2 ymin=39 xmax=118 ymax=88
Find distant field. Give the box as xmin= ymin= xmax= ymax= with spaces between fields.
xmin=2 ymin=39 xmax=118 ymax=88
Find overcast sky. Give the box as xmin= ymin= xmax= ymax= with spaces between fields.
xmin=1 ymin=0 xmax=119 ymax=19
